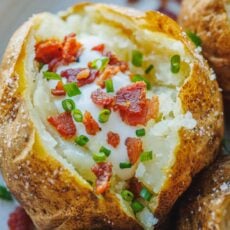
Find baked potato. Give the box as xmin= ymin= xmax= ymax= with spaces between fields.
xmin=0 ymin=2 xmax=224 ymax=229
xmin=177 ymin=155 xmax=230 ymax=230
xmin=178 ymin=0 xmax=230 ymax=99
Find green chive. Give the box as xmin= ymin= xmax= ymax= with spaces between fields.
xmin=93 ymin=152 xmax=107 ymax=162
xmin=121 ymin=190 xmax=134 ymax=202
xmin=0 ymin=185 xmax=13 ymax=201
xmin=132 ymin=50 xmax=143 ymax=67
xmin=145 ymin=64 xmax=154 ymax=74
xmin=98 ymin=109 xmax=111 ymax=123
xmin=171 ymin=55 xmax=181 ymax=74
xmin=75 ymin=135 xmax=89 ymax=146
xmin=63 ymin=82 xmax=81 ymax=97
xmin=131 ymin=74 xmax=151 ymax=90
xmin=186 ymin=31 xmax=202 ymax=47
xmin=136 ymin=128 xmax=145 ymax=137
xmin=99 ymin=146 xmax=111 ymax=157
xmin=62 ymin=99 xmax=75 ymax=112
xmin=140 ymin=187 xmax=152 ymax=201
xmin=131 ymin=200 xmax=144 ymax=213
xmin=105 ymin=79 xmax=114 ymax=93
xmin=43 ymin=71 xmax=62 ymax=80
xmin=140 ymin=151 xmax=153 ymax=162
xmin=72 ymin=109 xmax=83 ymax=122
xmin=87 ymin=180 xmax=93 ymax=185
xmin=91 ymin=57 xmax=109 ymax=71
xmin=119 ymin=162 xmax=132 ymax=169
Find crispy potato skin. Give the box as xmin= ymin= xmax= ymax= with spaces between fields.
xmin=177 ymin=155 xmax=230 ymax=230
xmin=0 ymin=2 xmax=224 ymax=229
xmin=178 ymin=0 xmax=230 ymax=99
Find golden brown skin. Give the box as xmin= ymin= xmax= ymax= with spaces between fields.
xmin=177 ymin=155 xmax=230 ymax=230
xmin=178 ymin=0 xmax=230 ymax=99
xmin=0 ymin=2 xmax=224 ymax=229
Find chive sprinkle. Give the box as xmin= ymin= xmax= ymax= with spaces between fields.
xmin=121 ymin=190 xmax=134 ymax=202
xmin=72 ymin=109 xmax=83 ymax=122
xmin=140 ymin=187 xmax=152 ymax=201
xmin=75 ymin=135 xmax=89 ymax=146
xmin=140 ymin=151 xmax=153 ymax=162
xmin=131 ymin=200 xmax=144 ymax=213
xmin=105 ymin=79 xmax=114 ymax=93
xmin=62 ymin=99 xmax=75 ymax=112
xmin=91 ymin=57 xmax=109 ymax=71
xmin=99 ymin=146 xmax=111 ymax=157
xmin=43 ymin=71 xmax=62 ymax=80
xmin=63 ymin=82 xmax=81 ymax=97
xmin=98 ymin=109 xmax=111 ymax=123
xmin=136 ymin=128 xmax=146 ymax=137
xmin=93 ymin=152 xmax=107 ymax=163
xmin=131 ymin=74 xmax=151 ymax=90
xmin=170 ymin=55 xmax=181 ymax=74
xmin=145 ymin=64 xmax=154 ymax=74
xmin=132 ymin=50 xmax=143 ymax=67
xmin=119 ymin=162 xmax=132 ymax=169
xmin=186 ymin=31 xmax=202 ymax=47
xmin=0 ymin=185 xmax=13 ymax=201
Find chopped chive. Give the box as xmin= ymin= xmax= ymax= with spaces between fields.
xmin=93 ymin=152 xmax=107 ymax=163
xmin=75 ymin=135 xmax=89 ymax=146
xmin=121 ymin=190 xmax=134 ymax=202
xmin=170 ymin=55 xmax=181 ymax=74
xmin=186 ymin=31 xmax=202 ymax=47
xmin=140 ymin=187 xmax=152 ymax=201
xmin=131 ymin=200 xmax=144 ymax=213
xmin=91 ymin=57 xmax=109 ymax=71
xmin=136 ymin=128 xmax=145 ymax=137
xmin=99 ymin=146 xmax=111 ymax=157
xmin=63 ymin=82 xmax=81 ymax=97
xmin=43 ymin=71 xmax=62 ymax=80
xmin=98 ymin=109 xmax=111 ymax=123
xmin=140 ymin=151 xmax=153 ymax=162
xmin=119 ymin=162 xmax=132 ymax=169
xmin=132 ymin=50 xmax=143 ymax=67
xmin=62 ymin=99 xmax=75 ymax=112
xmin=72 ymin=109 xmax=83 ymax=122
xmin=0 ymin=185 xmax=13 ymax=201
xmin=87 ymin=180 xmax=93 ymax=185
xmin=131 ymin=74 xmax=151 ymax=90
xmin=145 ymin=64 xmax=154 ymax=74
xmin=105 ymin=79 xmax=114 ymax=93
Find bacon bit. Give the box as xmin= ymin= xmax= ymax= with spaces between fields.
xmin=129 ymin=177 xmax=142 ymax=198
xmin=76 ymin=69 xmax=90 ymax=80
xmin=92 ymin=44 xmax=105 ymax=53
xmin=83 ymin=111 xmax=101 ymax=135
xmin=146 ymin=95 xmax=159 ymax=121
xmin=35 ymin=40 xmax=63 ymax=64
xmin=91 ymin=89 xmax=114 ymax=108
xmin=91 ymin=162 xmax=112 ymax=194
xmin=107 ymin=131 xmax=120 ymax=148
xmin=77 ymin=70 xmax=99 ymax=87
xmin=96 ymin=65 xmax=120 ymax=88
xmin=47 ymin=112 xmax=76 ymax=139
xmin=61 ymin=68 xmax=83 ymax=82
xmin=48 ymin=58 xmax=66 ymax=72
xmin=106 ymin=52 xmax=129 ymax=72
xmin=51 ymin=81 xmax=66 ymax=96
xmin=125 ymin=137 xmax=143 ymax=164
xmin=8 ymin=206 xmax=34 ymax=230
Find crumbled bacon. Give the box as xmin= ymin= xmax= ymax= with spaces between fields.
xmin=125 ymin=137 xmax=143 ymax=164
xmin=47 ymin=112 xmax=76 ymax=138
xmin=129 ymin=177 xmax=142 ymax=198
xmin=91 ymin=162 xmax=112 ymax=194
xmin=76 ymin=69 xmax=90 ymax=80
xmin=61 ymin=68 xmax=83 ymax=82
xmin=8 ymin=206 xmax=34 ymax=230
xmin=106 ymin=52 xmax=129 ymax=72
xmin=83 ymin=111 xmax=101 ymax=135
xmin=92 ymin=44 xmax=105 ymax=53
xmin=107 ymin=131 xmax=120 ymax=148
xmin=51 ymin=80 xmax=66 ymax=96
xmin=91 ymin=89 xmax=114 ymax=108
xmin=77 ymin=70 xmax=99 ymax=87
xmin=146 ymin=96 xmax=159 ymax=121
xmin=48 ymin=58 xmax=66 ymax=72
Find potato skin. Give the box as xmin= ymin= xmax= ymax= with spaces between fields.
xmin=177 ymin=155 xmax=230 ymax=230
xmin=0 ymin=2 xmax=224 ymax=229
xmin=178 ymin=0 xmax=230 ymax=99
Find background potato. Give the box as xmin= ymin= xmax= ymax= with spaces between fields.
xmin=178 ymin=0 xmax=230 ymax=99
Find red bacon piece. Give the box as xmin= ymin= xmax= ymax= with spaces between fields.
xmin=92 ymin=44 xmax=105 ymax=53
xmin=51 ymin=80 xmax=66 ymax=96
xmin=61 ymin=68 xmax=83 ymax=82
xmin=91 ymin=89 xmax=114 ymax=108
xmin=125 ymin=137 xmax=143 ymax=164
xmin=91 ymin=162 xmax=112 ymax=194
xmin=83 ymin=111 xmax=101 ymax=135
xmin=107 ymin=131 xmax=120 ymax=148
xmin=47 ymin=112 xmax=76 ymax=139
xmin=77 ymin=69 xmax=99 ymax=87
xmin=35 ymin=40 xmax=63 ymax=64
xmin=146 ymin=96 xmax=159 ymax=121
xmin=106 ymin=52 xmax=129 ymax=72
xmin=129 ymin=177 xmax=142 ymax=198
